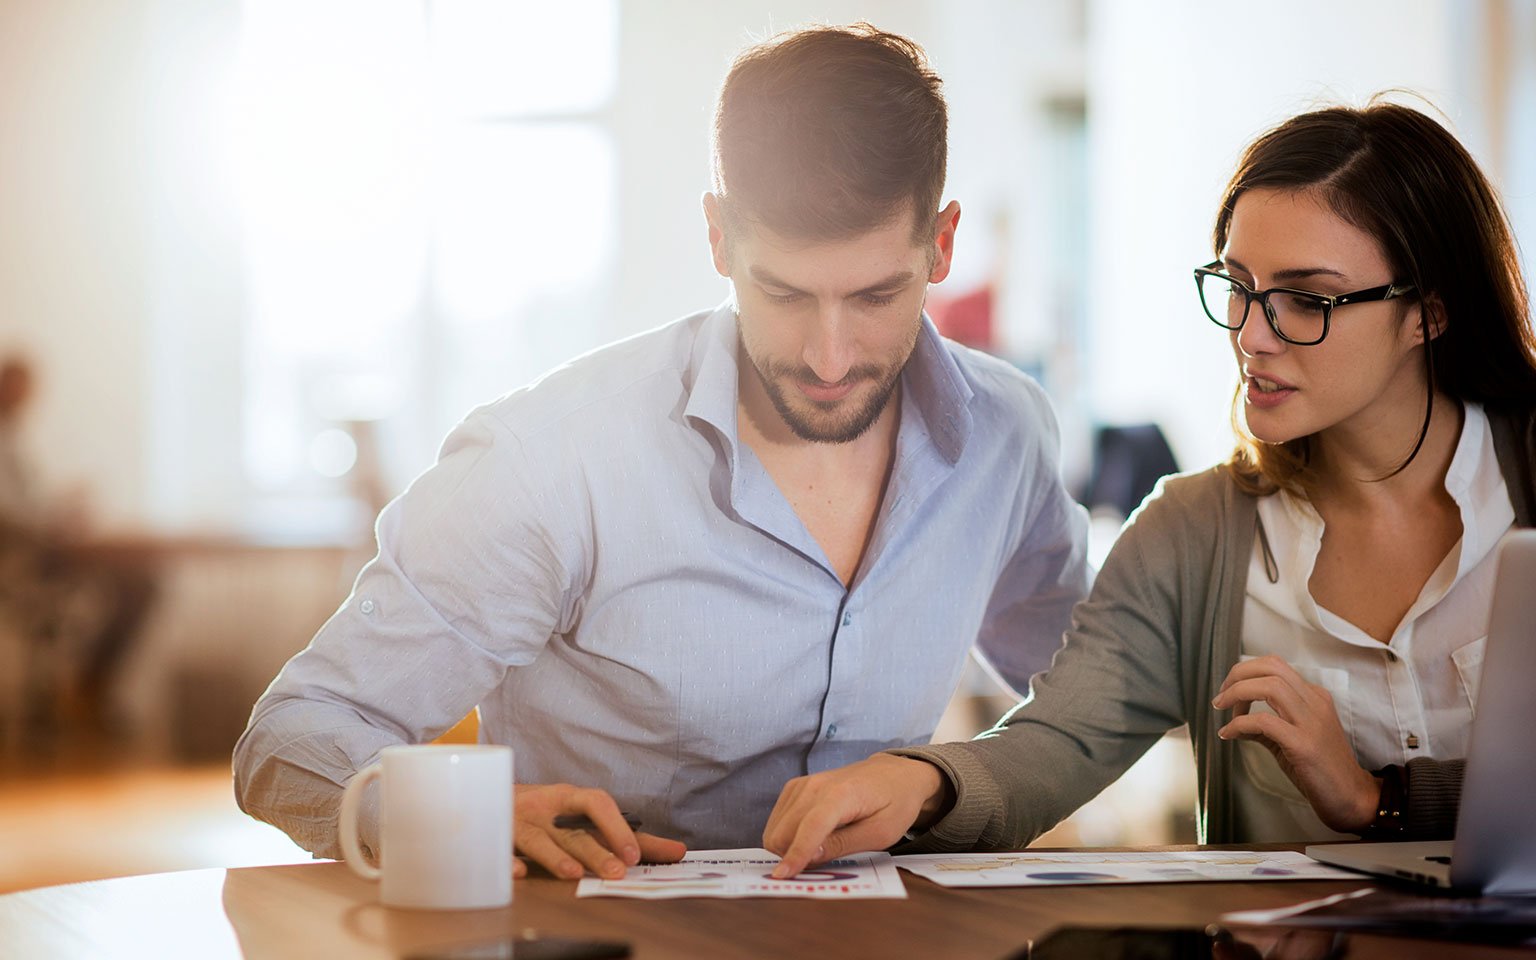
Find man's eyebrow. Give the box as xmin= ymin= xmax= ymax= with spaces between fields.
xmin=850 ymin=271 xmax=916 ymax=297
xmin=748 ymin=267 xmax=918 ymax=297
xmin=749 ymin=266 xmax=803 ymax=292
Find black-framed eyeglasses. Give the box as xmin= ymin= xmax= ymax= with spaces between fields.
xmin=1193 ymin=261 xmax=1417 ymax=346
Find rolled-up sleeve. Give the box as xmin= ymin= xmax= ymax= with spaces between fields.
xmin=232 ymin=409 xmax=587 ymax=859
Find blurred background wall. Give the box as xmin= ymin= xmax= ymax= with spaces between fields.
xmin=0 ymin=0 xmax=1533 ymax=887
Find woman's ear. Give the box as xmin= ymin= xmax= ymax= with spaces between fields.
xmin=1416 ymin=293 xmax=1448 ymax=344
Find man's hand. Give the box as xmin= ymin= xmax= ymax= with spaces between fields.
xmin=1212 ymin=655 xmax=1379 ymax=832
xmin=513 ymin=784 xmax=686 ymax=879
xmin=762 ymin=753 xmax=952 ymax=880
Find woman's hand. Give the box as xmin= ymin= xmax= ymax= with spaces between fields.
xmin=1212 ymin=655 xmax=1380 ymax=832
xmin=761 ymin=754 xmax=952 ymax=880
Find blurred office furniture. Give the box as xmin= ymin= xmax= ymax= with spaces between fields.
xmin=927 ymin=283 xmax=997 ymax=351
xmin=0 ymin=524 xmax=158 ymax=757
xmin=0 ymin=533 xmax=357 ymax=770
xmin=1079 ymin=422 xmax=1180 ymax=519
xmin=115 ymin=538 xmax=356 ymax=764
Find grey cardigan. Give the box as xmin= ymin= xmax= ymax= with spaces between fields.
xmin=896 ymin=407 xmax=1536 ymax=851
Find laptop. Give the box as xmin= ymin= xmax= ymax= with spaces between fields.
xmin=1306 ymin=528 xmax=1536 ymax=894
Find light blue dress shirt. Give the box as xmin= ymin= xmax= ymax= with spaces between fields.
xmin=234 ymin=304 xmax=1090 ymax=856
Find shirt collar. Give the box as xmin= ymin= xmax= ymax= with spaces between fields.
xmin=682 ymin=302 xmax=744 ymax=453
xmin=681 ymin=303 xmax=976 ymax=465
xmin=1443 ymin=402 xmax=1517 ymax=577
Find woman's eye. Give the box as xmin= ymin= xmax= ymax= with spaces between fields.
xmin=1277 ymin=293 xmax=1329 ymax=314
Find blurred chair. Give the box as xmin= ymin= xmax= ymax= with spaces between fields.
xmin=1080 ymin=423 xmax=1180 ymax=519
xmin=433 ymin=710 xmax=480 ymax=745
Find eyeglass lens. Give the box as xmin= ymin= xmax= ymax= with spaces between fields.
xmin=1199 ymin=274 xmax=1329 ymax=344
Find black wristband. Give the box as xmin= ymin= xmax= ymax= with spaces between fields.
xmin=1361 ymin=764 xmax=1408 ymax=839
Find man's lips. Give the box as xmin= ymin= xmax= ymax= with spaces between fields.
xmin=795 ymin=379 xmax=857 ymax=403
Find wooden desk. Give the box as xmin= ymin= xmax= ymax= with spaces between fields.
xmin=0 ymin=856 xmax=1528 ymax=959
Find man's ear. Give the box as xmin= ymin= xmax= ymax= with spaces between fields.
xmin=703 ymin=192 xmax=731 ymax=278
xmin=927 ymin=200 xmax=961 ymax=284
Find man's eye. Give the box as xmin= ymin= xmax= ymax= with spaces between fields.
xmin=765 ymin=291 xmax=802 ymax=304
xmin=861 ymin=292 xmax=898 ymax=307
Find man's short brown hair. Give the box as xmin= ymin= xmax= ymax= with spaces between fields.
xmin=711 ymin=23 xmax=948 ymax=244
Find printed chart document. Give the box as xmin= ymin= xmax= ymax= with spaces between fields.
xmin=575 ymin=848 xmax=907 ymax=899
xmin=896 ymin=850 xmax=1357 ymax=887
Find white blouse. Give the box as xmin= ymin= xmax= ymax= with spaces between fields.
xmin=1234 ymin=403 xmax=1517 ymax=842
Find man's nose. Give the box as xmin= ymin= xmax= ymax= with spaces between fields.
xmin=802 ymin=306 xmax=854 ymax=383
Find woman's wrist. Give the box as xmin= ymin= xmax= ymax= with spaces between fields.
xmin=1356 ymin=765 xmax=1408 ymax=838
xmin=910 ymin=760 xmax=956 ymax=831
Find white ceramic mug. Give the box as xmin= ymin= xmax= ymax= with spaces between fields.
xmin=338 ymin=743 xmax=514 ymax=909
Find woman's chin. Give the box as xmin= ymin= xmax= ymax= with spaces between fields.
xmin=1243 ymin=411 xmax=1307 ymax=446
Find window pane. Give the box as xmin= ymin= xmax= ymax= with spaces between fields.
xmin=431 ymin=123 xmax=615 ymax=422
xmin=429 ymin=0 xmax=618 ymax=117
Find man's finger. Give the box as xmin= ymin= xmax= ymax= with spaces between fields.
xmin=567 ymin=788 xmax=640 ymax=865
xmin=513 ymin=857 xmax=528 ymax=879
xmin=517 ymin=828 xmax=584 ymax=879
xmin=555 ymin=827 xmax=628 ymax=879
xmin=636 ymin=832 xmax=688 ymax=864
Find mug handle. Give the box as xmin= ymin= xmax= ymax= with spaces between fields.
xmin=338 ymin=762 xmax=384 ymax=881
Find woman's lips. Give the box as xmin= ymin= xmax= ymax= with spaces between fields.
xmin=1245 ymin=374 xmax=1296 ymax=409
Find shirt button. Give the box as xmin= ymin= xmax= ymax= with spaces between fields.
xmin=827 ymin=724 xmax=839 ymax=738
xmin=360 ymin=599 xmax=376 ymax=615
xmin=841 ymin=611 xmax=852 ymax=627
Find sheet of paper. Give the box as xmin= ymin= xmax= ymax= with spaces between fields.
xmin=896 ymin=850 xmax=1358 ymax=887
xmin=575 ymin=848 xmax=907 ymax=899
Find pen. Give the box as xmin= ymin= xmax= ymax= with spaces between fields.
xmin=553 ymin=812 xmax=643 ymax=832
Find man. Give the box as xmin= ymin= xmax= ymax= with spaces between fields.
xmin=233 ymin=23 xmax=1089 ymax=881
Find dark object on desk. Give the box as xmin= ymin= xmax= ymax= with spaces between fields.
xmin=404 ymin=935 xmax=631 ymax=960
xmin=1228 ymin=886 xmax=1536 ymax=948
xmin=1016 ymin=924 xmax=1343 ymax=960
xmin=1079 ymin=423 xmax=1180 ymax=518
xmin=552 ymin=813 xmax=641 ymax=832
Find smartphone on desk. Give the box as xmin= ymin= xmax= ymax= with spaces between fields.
xmin=1016 ymin=924 xmax=1345 ymax=960
xmin=403 ymin=935 xmax=631 ymax=960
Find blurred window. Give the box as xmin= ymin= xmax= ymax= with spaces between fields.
xmin=232 ymin=0 xmax=617 ymax=538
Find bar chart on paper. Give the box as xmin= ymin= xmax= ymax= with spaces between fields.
xmin=575 ymin=848 xmax=907 ymax=899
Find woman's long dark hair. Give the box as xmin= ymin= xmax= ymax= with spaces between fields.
xmin=1214 ymin=101 xmax=1536 ymax=496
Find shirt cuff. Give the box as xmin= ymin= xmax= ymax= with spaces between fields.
xmin=884 ymin=743 xmax=1004 ymax=853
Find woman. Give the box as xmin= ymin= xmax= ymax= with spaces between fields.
xmin=761 ymin=101 xmax=1536 ymax=874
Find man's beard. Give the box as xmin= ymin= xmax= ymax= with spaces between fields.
xmin=741 ymin=323 xmax=916 ymax=445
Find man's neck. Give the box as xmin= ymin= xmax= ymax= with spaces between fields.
xmin=737 ymin=374 xmax=902 ymax=588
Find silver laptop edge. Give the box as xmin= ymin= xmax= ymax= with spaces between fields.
xmin=1306 ymin=529 xmax=1536 ymax=894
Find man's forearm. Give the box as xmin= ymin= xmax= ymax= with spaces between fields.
xmin=233 ymin=695 xmax=404 ymax=860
